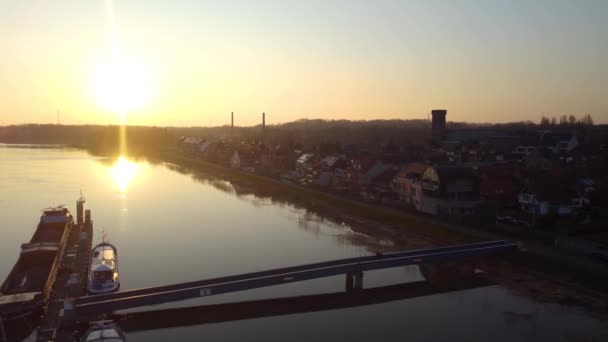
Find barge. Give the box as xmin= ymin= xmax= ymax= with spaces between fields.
xmin=0 ymin=207 xmax=72 ymax=319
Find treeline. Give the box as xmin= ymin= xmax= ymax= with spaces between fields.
xmin=0 ymin=124 xmax=175 ymax=157
xmin=1 ymin=117 xmax=604 ymax=157
xmin=539 ymin=114 xmax=594 ymax=127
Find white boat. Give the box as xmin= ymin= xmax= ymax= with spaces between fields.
xmin=87 ymin=242 xmax=120 ymax=294
xmin=80 ymin=321 xmax=126 ymax=342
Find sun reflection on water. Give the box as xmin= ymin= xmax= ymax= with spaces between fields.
xmin=110 ymin=156 xmax=138 ymax=193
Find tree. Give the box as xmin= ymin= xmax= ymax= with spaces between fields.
xmin=581 ymin=114 xmax=594 ymax=126
xmin=540 ymin=116 xmax=550 ymax=126
xmin=560 ymin=115 xmax=568 ymax=125
xmin=550 ymin=117 xmax=557 ymax=126
xmin=568 ymin=115 xmax=577 ymax=125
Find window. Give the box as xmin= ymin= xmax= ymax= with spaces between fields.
xmin=94 ymin=270 xmax=113 ymax=281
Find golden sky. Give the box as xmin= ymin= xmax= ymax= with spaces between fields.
xmin=1 ymin=1 xmax=606 ymax=126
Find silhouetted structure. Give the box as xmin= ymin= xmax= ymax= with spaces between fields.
xmin=65 ymin=241 xmax=516 ymax=318
xmin=432 ymin=109 xmax=447 ymax=141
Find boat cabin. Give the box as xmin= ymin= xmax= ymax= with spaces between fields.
xmin=40 ymin=207 xmax=72 ymax=224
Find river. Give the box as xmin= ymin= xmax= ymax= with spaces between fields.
xmin=0 ymin=144 xmax=606 ymax=341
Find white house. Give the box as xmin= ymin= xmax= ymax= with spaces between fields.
xmin=393 ymin=163 xmax=429 ymax=211
xmin=296 ymin=153 xmax=316 ymax=176
xmin=230 ymin=151 xmax=241 ymax=169
xmin=518 ymin=184 xmax=589 ymax=216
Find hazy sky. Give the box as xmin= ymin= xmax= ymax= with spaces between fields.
xmin=1 ymin=0 xmax=606 ymax=126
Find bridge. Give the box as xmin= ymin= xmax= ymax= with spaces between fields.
xmin=66 ymin=240 xmax=519 ymax=320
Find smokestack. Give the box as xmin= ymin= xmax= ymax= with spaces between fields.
xmin=431 ymin=109 xmax=447 ymax=141
xmin=262 ymin=112 xmax=265 ymax=130
xmin=231 ymin=112 xmax=234 ymax=129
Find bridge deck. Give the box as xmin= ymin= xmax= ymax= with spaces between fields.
xmin=70 ymin=240 xmax=518 ymax=316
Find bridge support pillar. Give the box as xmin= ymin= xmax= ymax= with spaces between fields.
xmin=345 ymin=273 xmax=354 ymax=292
xmin=346 ymin=271 xmax=363 ymax=292
xmin=354 ymin=271 xmax=363 ymax=290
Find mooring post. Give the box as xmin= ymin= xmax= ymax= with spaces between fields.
xmin=62 ymin=299 xmax=76 ymax=329
xmin=345 ymin=273 xmax=354 ymax=292
xmin=85 ymin=209 xmax=91 ymax=227
xmin=76 ymin=199 xmax=84 ymax=226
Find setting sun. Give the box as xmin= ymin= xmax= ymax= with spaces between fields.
xmin=90 ymin=55 xmax=154 ymax=119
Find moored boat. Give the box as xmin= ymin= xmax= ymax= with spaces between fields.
xmin=80 ymin=320 xmax=126 ymax=342
xmin=0 ymin=206 xmax=72 ymax=319
xmin=88 ymin=241 xmax=120 ymax=294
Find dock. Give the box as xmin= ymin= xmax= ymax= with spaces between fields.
xmin=37 ymin=199 xmax=93 ymax=342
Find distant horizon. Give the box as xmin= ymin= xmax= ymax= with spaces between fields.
xmin=2 ymin=1 xmax=607 ymax=126
xmin=1 ymin=114 xmax=604 ymax=129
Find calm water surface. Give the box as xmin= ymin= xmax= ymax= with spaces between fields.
xmin=0 ymin=145 xmax=606 ymax=341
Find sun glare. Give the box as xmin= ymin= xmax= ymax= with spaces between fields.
xmin=110 ymin=156 xmax=138 ymax=192
xmin=90 ymin=55 xmax=154 ymax=118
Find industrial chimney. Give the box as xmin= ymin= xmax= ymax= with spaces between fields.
xmin=431 ymin=109 xmax=447 ymax=141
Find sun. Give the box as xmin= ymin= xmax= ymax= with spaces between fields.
xmin=90 ymin=55 xmax=154 ymax=120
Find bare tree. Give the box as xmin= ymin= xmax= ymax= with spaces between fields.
xmin=540 ymin=116 xmax=551 ymax=126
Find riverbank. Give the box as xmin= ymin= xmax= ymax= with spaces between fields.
xmin=138 ymin=148 xmax=608 ymax=287
xmin=147 ymin=148 xmax=608 ymax=317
